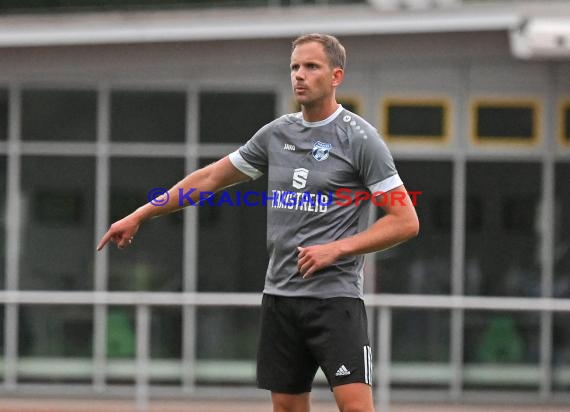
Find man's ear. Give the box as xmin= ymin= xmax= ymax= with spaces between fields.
xmin=332 ymin=68 xmax=344 ymax=87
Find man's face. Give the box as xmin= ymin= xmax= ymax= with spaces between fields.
xmin=290 ymin=42 xmax=341 ymax=107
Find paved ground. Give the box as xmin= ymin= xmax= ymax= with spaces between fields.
xmin=0 ymin=399 xmax=567 ymax=412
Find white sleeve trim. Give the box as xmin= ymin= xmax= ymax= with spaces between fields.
xmin=368 ymin=174 xmax=403 ymax=194
xmin=228 ymin=150 xmax=263 ymax=180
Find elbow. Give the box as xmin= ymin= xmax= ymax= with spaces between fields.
xmin=404 ymin=215 xmax=420 ymax=240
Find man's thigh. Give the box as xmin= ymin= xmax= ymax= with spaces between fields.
xmin=305 ymin=297 xmax=373 ymax=389
xmin=257 ymin=295 xmax=319 ymax=394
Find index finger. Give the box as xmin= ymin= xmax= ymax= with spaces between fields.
xmin=96 ymin=231 xmax=113 ymax=251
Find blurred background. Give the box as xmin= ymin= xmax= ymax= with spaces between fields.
xmin=0 ymin=0 xmax=569 ymax=410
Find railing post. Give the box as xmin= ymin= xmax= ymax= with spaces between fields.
xmin=376 ymin=306 xmax=391 ymax=412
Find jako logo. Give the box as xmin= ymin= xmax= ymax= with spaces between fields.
xmin=284 ymin=143 xmax=296 ymax=151
xmin=292 ymin=168 xmax=309 ymax=189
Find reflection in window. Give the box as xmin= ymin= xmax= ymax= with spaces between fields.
xmin=107 ymin=306 xmax=135 ymax=359
xmin=20 ymin=157 xmax=95 ymax=290
xmin=0 ymin=89 xmax=7 ymax=140
xmin=109 ymin=157 xmax=184 ymax=291
xmin=199 ymin=92 xmax=275 ymax=144
xmin=197 ymin=158 xmax=267 ymax=292
xmin=464 ymin=311 xmax=539 ymax=389
xmin=382 ymin=99 xmax=448 ymax=142
xmin=151 ymin=307 xmax=182 ymax=363
xmin=554 ymin=163 xmax=570 ymax=298
xmin=22 ymin=89 xmax=96 ymax=141
xmin=111 ymin=90 xmax=186 ymax=142
xmin=473 ymin=100 xmax=537 ymax=143
xmin=19 ymin=305 xmax=92 ymax=366
xmin=376 ymin=161 xmax=451 ymax=294
xmin=106 ymin=305 xmax=135 ymax=385
xmin=465 ymin=162 xmax=541 ymax=297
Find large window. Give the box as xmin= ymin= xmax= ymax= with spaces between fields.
xmin=19 ymin=305 xmax=93 ymax=365
xmin=22 ymin=89 xmax=97 ymax=142
xmin=376 ymin=161 xmax=452 ymax=295
xmin=376 ymin=161 xmax=452 ymax=386
xmin=382 ymin=98 xmax=450 ymax=143
xmin=109 ymin=157 xmax=184 ymax=291
xmin=197 ymin=161 xmax=267 ymax=293
xmin=465 ymin=162 xmax=541 ymax=297
xmin=195 ymin=91 xmax=275 ymax=384
xmin=471 ymin=99 xmax=539 ymax=145
xmin=554 ymin=162 xmax=570 ymax=299
xmin=20 ymin=156 xmax=95 ymax=290
xmin=199 ymin=92 xmax=275 ymax=144
xmin=197 ymin=90 xmax=274 ymax=292
xmin=0 ymin=78 xmax=567 ymax=399
xmin=111 ymin=90 xmax=186 ymax=142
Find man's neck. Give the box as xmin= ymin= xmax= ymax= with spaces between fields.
xmin=302 ymin=100 xmax=339 ymax=123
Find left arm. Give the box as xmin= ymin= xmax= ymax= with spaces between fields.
xmin=297 ymin=184 xmax=419 ymax=278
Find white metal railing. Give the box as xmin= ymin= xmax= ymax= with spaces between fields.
xmin=1 ymin=291 xmax=570 ymax=412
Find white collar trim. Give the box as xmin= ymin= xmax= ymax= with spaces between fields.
xmin=301 ymin=105 xmax=343 ymax=128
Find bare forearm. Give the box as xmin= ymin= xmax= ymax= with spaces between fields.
xmin=335 ymin=213 xmax=419 ymax=258
xmin=131 ymin=167 xmax=219 ymax=223
xmin=122 ymin=156 xmax=247 ymax=225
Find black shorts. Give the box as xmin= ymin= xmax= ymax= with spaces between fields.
xmin=256 ymin=294 xmax=373 ymax=394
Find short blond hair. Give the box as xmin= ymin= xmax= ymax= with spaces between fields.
xmin=292 ymin=33 xmax=346 ymax=70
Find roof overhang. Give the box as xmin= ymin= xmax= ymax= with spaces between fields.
xmin=0 ymin=2 xmax=568 ymax=61
xmin=0 ymin=4 xmax=520 ymax=47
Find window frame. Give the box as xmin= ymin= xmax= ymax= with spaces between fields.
xmin=470 ymin=97 xmax=541 ymax=147
xmin=559 ymin=99 xmax=570 ymax=148
xmin=380 ymin=96 xmax=452 ymax=144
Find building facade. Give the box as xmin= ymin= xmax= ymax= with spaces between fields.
xmin=0 ymin=0 xmax=569 ymax=406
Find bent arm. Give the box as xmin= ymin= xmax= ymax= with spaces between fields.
xmin=298 ymin=185 xmax=419 ymax=277
xmin=133 ymin=156 xmax=249 ymax=222
xmin=335 ymin=184 xmax=419 ymax=255
xmin=97 ymin=156 xmax=250 ymax=250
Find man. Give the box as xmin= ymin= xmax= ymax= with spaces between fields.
xmin=98 ymin=33 xmax=419 ymax=412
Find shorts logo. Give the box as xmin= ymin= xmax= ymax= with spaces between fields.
xmin=292 ymin=168 xmax=309 ymax=189
xmin=335 ymin=364 xmax=351 ymax=377
xmin=312 ymin=141 xmax=332 ymax=162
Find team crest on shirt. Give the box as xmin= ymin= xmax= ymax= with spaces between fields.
xmin=312 ymin=141 xmax=332 ymax=162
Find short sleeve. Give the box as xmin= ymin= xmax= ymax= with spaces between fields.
xmin=353 ymin=127 xmax=402 ymax=193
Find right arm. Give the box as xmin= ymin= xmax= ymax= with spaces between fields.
xmin=96 ymin=156 xmax=249 ymax=250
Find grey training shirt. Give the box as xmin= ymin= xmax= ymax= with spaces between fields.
xmin=229 ymin=105 xmax=403 ymax=299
